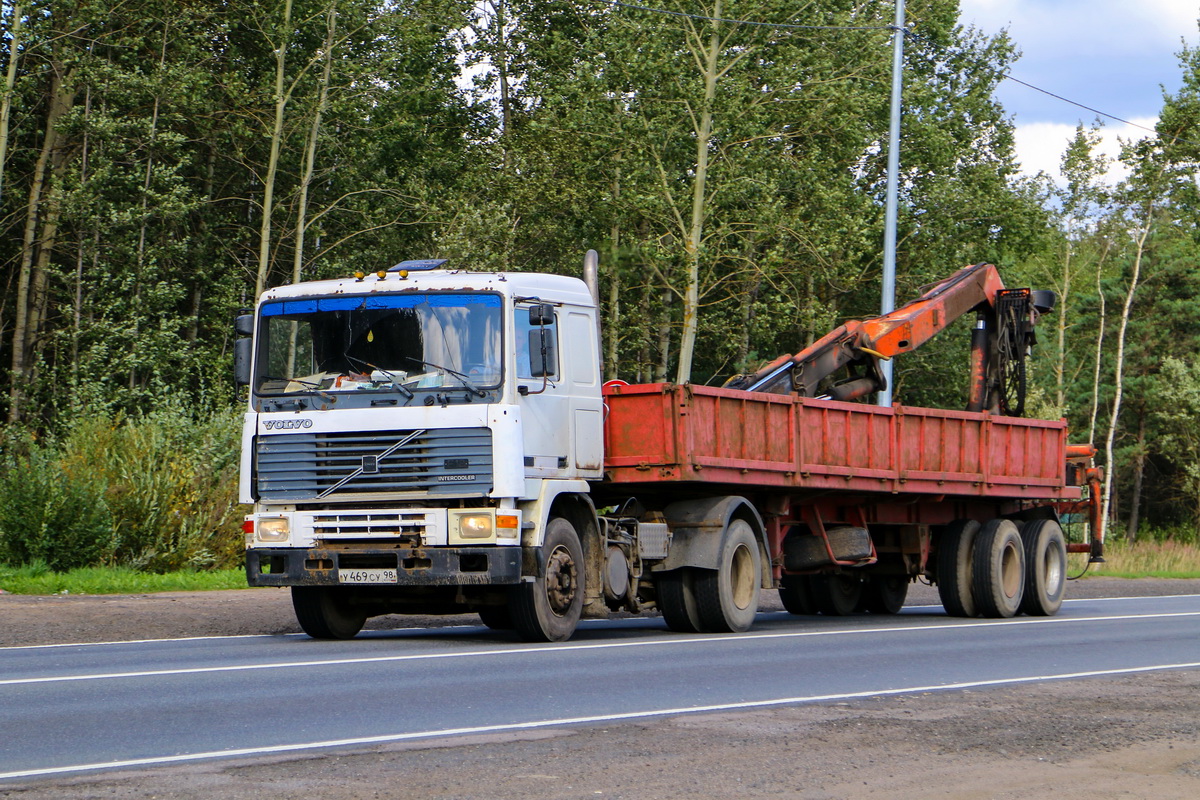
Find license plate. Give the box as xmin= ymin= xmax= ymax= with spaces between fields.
xmin=338 ymin=568 xmax=398 ymax=584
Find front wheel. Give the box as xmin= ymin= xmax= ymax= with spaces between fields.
xmin=694 ymin=519 xmax=762 ymax=633
xmin=510 ymin=517 xmax=584 ymax=642
xmin=478 ymin=604 xmax=514 ymax=630
xmin=291 ymin=586 xmax=367 ymax=640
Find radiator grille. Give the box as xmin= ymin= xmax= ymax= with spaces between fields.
xmin=256 ymin=428 xmax=492 ymax=502
xmin=310 ymin=510 xmax=431 ymax=539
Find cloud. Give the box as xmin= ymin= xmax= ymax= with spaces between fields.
xmin=962 ymin=1 xmax=1197 ymax=50
xmin=1011 ymin=118 xmax=1160 ymax=185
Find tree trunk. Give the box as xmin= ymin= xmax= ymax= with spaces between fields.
xmin=1055 ymin=243 xmax=1071 ymax=412
xmin=130 ymin=25 xmax=169 ymax=391
xmin=72 ymin=84 xmax=93 ymax=374
xmin=605 ymin=161 xmax=621 ymax=381
xmin=286 ymin=1 xmax=337 ymax=373
xmin=0 ymin=0 xmax=25 ymax=208
xmin=1125 ymin=410 xmax=1147 ymax=544
xmin=494 ymin=0 xmax=511 ymax=171
xmin=1100 ymin=207 xmax=1151 ymax=531
xmin=655 ymin=287 xmax=671 ymax=383
xmin=1087 ymin=240 xmax=1112 ymax=444
xmin=254 ymin=0 xmax=294 ymax=298
xmin=675 ymin=0 xmax=722 ymax=385
xmin=9 ymin=66 xmax=75 ymax=423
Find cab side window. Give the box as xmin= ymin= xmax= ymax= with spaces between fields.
xmin=516 ymin=306 xmax=559 ymax=380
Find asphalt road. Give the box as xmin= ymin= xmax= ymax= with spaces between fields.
xmin=3 ymin=593 xmax=1200 ymax=785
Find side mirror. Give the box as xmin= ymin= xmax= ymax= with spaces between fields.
xmin=528 ymin=304 xmax=555 ymax=326
xmin=234 ymin=338 xmax=253 ymax=386
xmin=235 ymin=314 xmax=254 ymax=337
xmin=528 ymin=329 xmax=557 ymax=378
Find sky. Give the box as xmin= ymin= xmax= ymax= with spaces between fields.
xmin=955 ymin=0 xmax=1200 ymax=183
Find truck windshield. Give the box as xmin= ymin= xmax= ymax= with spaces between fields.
xmin=254 ymin=293 xmax=502 ymax=396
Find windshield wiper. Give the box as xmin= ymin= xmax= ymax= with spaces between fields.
xmin=406 ymin=356 xmax=488 ymax=397
xmin=343 ymin=356 xmax=415 ymax=399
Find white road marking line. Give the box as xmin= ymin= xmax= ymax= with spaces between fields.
xmin=4 ymin=659 xmax=1200 ymax=782
xmin=3 ymin=610 xmax=1199 ymax=688
xmin=1 ymin=593 xmax=1192 ymax=652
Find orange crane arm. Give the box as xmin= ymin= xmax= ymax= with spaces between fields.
xmin=726 ymin=263 xmax=1052 ymax=415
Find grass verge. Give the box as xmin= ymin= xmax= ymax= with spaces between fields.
xmin=1071 ymin=539 xmax=1200 ymax=579
xmin=0 ymin=565 xmax=247 ymax=595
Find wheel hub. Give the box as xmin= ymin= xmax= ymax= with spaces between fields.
xmin=545 ymin=545 xmax=577 ymax=615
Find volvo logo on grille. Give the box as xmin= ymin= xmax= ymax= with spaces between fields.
xmin=264 ymin=419 xmax=313 ymax=430
xmin=361 ymin=455 xmax=379 ymax=474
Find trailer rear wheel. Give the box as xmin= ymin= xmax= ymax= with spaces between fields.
xmin=695 ymin=519 xmax=762 ymax=633
xmin=972 ymin=519 xmax=1026 ymax=618
xmin=812 ymin=573 xmax=862 ymax=616
xmin=291 ymin=586 xmax=367 ymax=640
xmin=656 ymin=568 xmax=704 ymax=632
xmin=862 ymin=575 xmax=908 ymax=614
xmin=1019 ymin=519 xmax=1067 ymax=616
xmin=778 ymin=575 xmax=817 ymax=615
xmin=510 ymin=517 xmax=584 ymax=642
xmin=936 ymin=519 xmax=980 ymax=617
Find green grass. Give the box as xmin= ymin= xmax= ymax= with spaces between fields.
xmin=0 ymin=564 xmax=247 ymax=595
xmin=1071 ymin=539 xmax=1200 ymax=579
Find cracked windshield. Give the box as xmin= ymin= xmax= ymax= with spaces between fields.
xmin=255 ymin=293 xmax=501 ymax=398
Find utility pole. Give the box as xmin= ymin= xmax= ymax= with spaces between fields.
xmin=879 ymin=0 xmax=905 ymax=407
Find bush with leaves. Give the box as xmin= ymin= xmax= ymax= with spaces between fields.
xmin=0 ymin=408 xmax=244 ymax=573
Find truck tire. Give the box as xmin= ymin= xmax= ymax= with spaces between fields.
xmin=811 ymin=573 xmax=862 ymax=615
xmin=783 ymin=526 xmax=872 ymax=570
xmin=478 ymin=604 xmax=514 ymax=630
xmin=972 ymin=519 xmax=1026 ymax=618
xmin=291 ymin=586 xmax=367 ymax=640
xmin=778 ymin=574 xmax=817 ymax=615
xmin=1019 ymin=519 xmax=1067 ymax=616
xmin=656 ymin=568 xmax=704 ymax=633
xmin=862 ymin=575 xmax=908 ymax=614
xmin=694 ymin=519 xmax=762 ymax=633
xmin=510 ymin=517 xmax=584 ymax=642
xmin=936 ymin=519 xmax=980 ymax=617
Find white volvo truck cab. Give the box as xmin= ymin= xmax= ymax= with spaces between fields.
xmin=237 ymin=259 xmax=605 ymax=641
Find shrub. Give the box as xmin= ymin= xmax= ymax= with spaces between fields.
xmin=0 ymin=407 xmax=245 ymax=573
xmin=0 ymin=435 xmax=115 ymax=571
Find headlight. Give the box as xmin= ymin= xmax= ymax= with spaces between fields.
xmin=256 ymin=516 xmax=290 ymax=543
xmin=455 ymin=513 xmax=493 ymax=539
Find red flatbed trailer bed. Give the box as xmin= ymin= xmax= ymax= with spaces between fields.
xmin=603 ymin=383 xmax=1075 ymax=500
xmin=601 ymin=383 xmax=1097 ymax=577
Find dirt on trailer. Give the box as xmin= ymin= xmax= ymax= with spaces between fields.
xmin=2 ymin=578 xmax=1200 ymax=800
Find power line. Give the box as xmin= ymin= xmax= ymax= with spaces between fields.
xmin=997 ymin=74 xmax=1157 ymax=135
xmin=901 ymin=29 xmax=1160 ymax=136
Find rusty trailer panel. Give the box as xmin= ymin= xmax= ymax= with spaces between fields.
xmin=602 ymin=383 xmax=1080 ymax=502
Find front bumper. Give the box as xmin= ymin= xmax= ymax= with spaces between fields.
xmin=246 ymin=545 xmax=522 ymax=587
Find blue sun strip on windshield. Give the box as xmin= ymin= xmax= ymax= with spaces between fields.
xmin=260 ymin=293 xmax=501 ymax=316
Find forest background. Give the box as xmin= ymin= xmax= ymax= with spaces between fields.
xmin=1 ymin=0 xmax=1199 ymax=573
